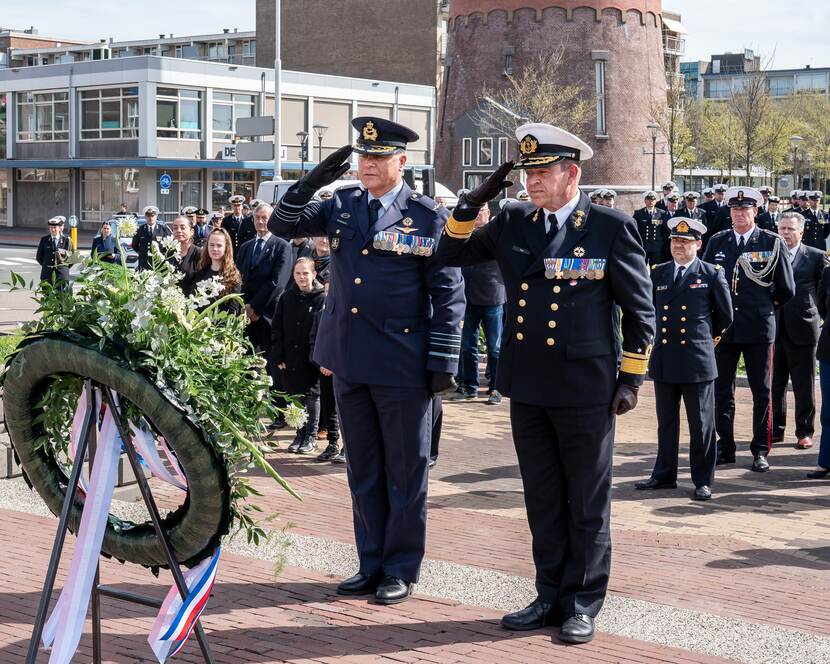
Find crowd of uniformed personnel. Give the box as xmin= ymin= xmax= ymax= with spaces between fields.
xmin=32 ymin=114 xmax=830 ymax=646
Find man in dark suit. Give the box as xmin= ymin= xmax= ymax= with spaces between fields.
xmin=636 ymin=218 xmax=733 ymax=500
xmin=435 ymin=123 xmax=655 ymax=644
xmin=633 ymin=191 xmax=671 ymax=267
xmin=702 ymin=187 xmax=795 ymax=472
xmin=772 ymin=212 xmax=829 ymax=449
xmin=800 ymin=191 xmax=830 ymax=250
xmin=223 ymin=194 xmax=251 ymax=254
xmin=237 ymin=203 xmax=293 ymax=358
xmin=36 ymin=216 xmax=73 ymax=286
xmin=133 ymin=205 xmax=172 ymax=270
xmin=269 ymin=118 xmax=464 ymax=606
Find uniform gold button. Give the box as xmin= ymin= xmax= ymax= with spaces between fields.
xmin=662 ymin=316 xmax=667 ymax=321
xmin=662 ymin=339 xmax=668 ymax=344
xmin=734 ymin=306 xmax=739 ymax=311
xmin=362 ymin=249 xmax=369 ymax=255
xmin=681 ymin=305 xmax=687 ymax=310
xmin=681 ymin=329 xmax=686 ymax=333
xmin=553 ymin=285 xmax=561 ymax=294
xmin=547 ymin=338 xmax=555 ymax=346
xmin=548 ymin=320 xmax=557 ymax=329
xmin=354 ymin=277 xmax=362 ymax=285
xmin=517 ymin=316 xmax=524 ymax=323
xmin=681 ymin=317 xmax=687 ymax=322
xmin=681 ymin=340 xmax=686 ymax=345
xmin=519 ymin=299 xmax=527 ymax=307
xmin=404 ymin=328 xmax=410 ymax=334
xmin=551 ymin=303 xmax=559 ymax=311
xmin=516 ymin=332 xmax=524 ymax=340
xmin=663 ymin=305 xmax=669 ymax=310
xmin=521 ymin=282 xmax=529 ymax=291
xmin=351 ymin=307 xmax=358 ymax=314
xmin=336 ymin=229 xmax=341 ymax=234
xmin=662 ymin=328 xmax=667 ymax=333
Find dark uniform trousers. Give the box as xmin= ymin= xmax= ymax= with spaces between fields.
xmin=771 ymin=245 xmax=828 ymax=439
xmin=435 ymin=193 xmax=655 ymax=617
xmin=649 ymin=258 xmax=732 ymax=486
xmin=270 ymin=181 xmax=464 ymax=584
xmin=702 ymin=227 xmax=795 ymax=458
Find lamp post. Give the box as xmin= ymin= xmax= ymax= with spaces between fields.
xmin=296 ymin=130 xmax=308 ymax=174
xmin=645 ymin=123 xmax=661 ymax=192
xmin=312 ymin=123 xmax=328 ymax=164
xmin=791 ymin=135 xmax=803 ymax=191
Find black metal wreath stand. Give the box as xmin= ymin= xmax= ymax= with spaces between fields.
xmin=25 ymin=380 xmax=215 ymax=663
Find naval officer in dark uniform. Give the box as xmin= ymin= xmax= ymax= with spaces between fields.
xmin=269 ymin=117 xmax=464 ymax=605
xmin=36 ymin=216 xmax=73 ymax=286
xmin=702 ymin=187 xmax=795 ymax=471
xmin=133 ymin=205 xmax=172 ymax=270
xmin=635 ymin=218 xmax=733 ymax=500
xmin=633 ymin=190 xmax=670 ymax=267
xmin=223 ymin=194 xmax=251 ymax=255
xmin=435 ymin=123 xmax=655 ymax=644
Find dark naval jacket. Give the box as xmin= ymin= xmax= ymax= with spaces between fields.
xmin=268 ymin=181 xmax=465 ymax=389
xmin=776 ymin=243 xmax=828 ymax=346
xmin=36 ymin=234 xmax=73 ymax=282
xmin=633 ymin=206 xmax=671 ymax=264
xmin=701 ymin=226 xmax=795 ymax=344
xmin=434 ymin=193 xmax=655 ymax=408
xmin=800 ymin=207 xmax=830 ymax=250
xmin=648 ymin=258 xmax=733 ymax=384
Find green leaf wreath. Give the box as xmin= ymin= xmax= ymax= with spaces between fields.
xmin=1 ymin=219 xmax=304 ymax=546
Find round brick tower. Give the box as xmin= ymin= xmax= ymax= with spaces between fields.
xmin=437 ymin=0 xmax=672 ymax=211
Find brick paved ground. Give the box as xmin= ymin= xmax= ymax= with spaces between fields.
xmin=2 ymin=381 xmax=828 ymax=661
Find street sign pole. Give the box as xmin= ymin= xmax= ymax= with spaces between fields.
xmin=274 ymin=0 xmax=282 ymax=180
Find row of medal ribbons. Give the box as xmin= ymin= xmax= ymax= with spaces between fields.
xmin=372 ymin=231 xmax=435 ymax=256
xmin=543 ymin=257 xmax=607 ymax=280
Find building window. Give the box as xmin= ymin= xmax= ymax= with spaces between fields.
xmin=0 ymin=170 xmax=7 ymax=226
xmin=81 ymin=87 xmax=139 ymax=140
xmin=477 ymin=137 xmax=493 ymax=166
xmin=156 ymin=169 xmax=202 ymax=220
xmin=595 ymin=61 xmax=607 ymax=136
xmin=462 ymin=138 xmax=472 ymax=166
xmin=796 ymin=72 xmax=827 ymax=93
xmin=16 ymin=91 xmax=69 ymax=142
xmin=242 ymin=40 xmax=256 ymax=58
xmin=0 ymin=93 xmax=6 ymax=157
xmin=498 ymin=136 xmax=509 ymax=162
xmin=207 ymin=42 xmax=226 ymax=61
xmin=81 ymin=168 xmax=140 ymax=223
xmin=212 ymin=92 xmax=255 ymax=141
xmin=16 ymin=168 xmax=70 ymax=181
xmin=504 ymin=53 xmax=513 ymax=75
xmin=768 ymin=77 xmax=794 ymax=97
xmin=210 ymin=170 xmax=256 ymax=210
xmin=157 ymin=88 xmax=202 ymax=139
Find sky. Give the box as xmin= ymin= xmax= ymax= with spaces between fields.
xmin=3 ymin=0 xmax=830 ymax=72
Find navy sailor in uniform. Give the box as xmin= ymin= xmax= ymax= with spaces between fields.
xmin=268 ymin=117 xmax=464 ymax=605
xmin=633 ymin=190 xmax=671 ymax=267
xmin=636 ymin=218 xmax=733 ymax=500
xmin=434 ymin=123 xmax=655 ymax=644
xmin=702 ymin=187 xmax=795 ymax=471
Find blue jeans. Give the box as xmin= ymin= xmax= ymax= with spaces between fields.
xmin=459 ymin=303 xmax=503 ymax=393
xmin=818 ymin=362 xmax=830 ymax=468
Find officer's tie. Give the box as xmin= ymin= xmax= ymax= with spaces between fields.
xmin=737 ymin=236 xmax=746 ymax=253
xmin=364 ymin=198 xmax=382 ymax=237
xmin=546 ymin=214 xmax=568 ymax=256
xmin=252 ymin=237 xmax=264 ymax=264
xmin=674 ymin=265 xmax=685 ymax=286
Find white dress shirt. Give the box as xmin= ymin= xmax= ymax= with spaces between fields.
xmin=543 ymin=192 xmax=582 ymax=234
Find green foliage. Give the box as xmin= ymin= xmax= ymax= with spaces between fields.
xmin=2 ymin=241 xmax=302 ymax=545
xmin=0 ymin=334 xmax=22 ymax=365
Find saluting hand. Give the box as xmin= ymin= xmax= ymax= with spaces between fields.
xmin=610 ymin=384 xmax=638 ymax=416
xmin=453 ymin=161 xmax=514 ymax=221
xmin=295 ymin=145 xmax=354 ymax=197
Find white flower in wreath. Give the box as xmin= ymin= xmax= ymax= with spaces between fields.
xmin=283 ymin=403 xmax=308 ymax=430
xmin=159 ymin=286 xmax=187 ymax=317
xmin=117 ymin=216 xmax=138 ymax=238
xmin=158 ymin=235 xmax=180 ymax=254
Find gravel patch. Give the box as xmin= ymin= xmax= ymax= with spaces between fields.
xmin=2 ymin=476 xmax=828 ymax=663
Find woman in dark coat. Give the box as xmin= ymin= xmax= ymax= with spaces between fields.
xmin=271 ymin=257 xmax=325 ymax=454
xmin=183 ymin=228 xmax=242 ymax=315
xmin=91 ymin=220 xmax=123 ymax=264
xmin=170 ymin=215 xmax=201 ymax=283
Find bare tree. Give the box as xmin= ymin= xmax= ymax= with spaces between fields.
xmin=471 ymin=43 xmax=595 ymax=140
xmin=649 ymin=73 xmax=696 ymax=179
xmin=698 ymin=100 xmax=743 ymax=182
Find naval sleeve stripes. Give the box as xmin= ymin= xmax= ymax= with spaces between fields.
xmin=429 ymin=331 xmax=462 ymax=361
xmin=273 ymin=195 xmax=307 ymax=225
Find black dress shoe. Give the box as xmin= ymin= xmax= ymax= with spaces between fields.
xmin=635 ymin=477 xmax=677 ymax=490
xmin=771 ymin=433 xmax=785 ymax=444
xmin=375 ymin=576 xmax=413 ymax=605
xmin=806 ymin=468 xmax=830 ymax=479
xmin=428 ymin=456 xmax=437 ymax=469
xmin=337 ymin=572 xmax=381 ymax=596
xmin=716 ymin=452 xmax=736 ymax=465
xmin=500 ymin=599 xmax=561 ymax=631
xmin=559 ymin=614 xmax=595 ymax=644
xmin=751 ymin=454 xmax=770 ymax=472
xmin=693 ymin=485 xmax=712 ymax=501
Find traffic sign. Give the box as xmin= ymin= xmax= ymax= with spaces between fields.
xmin=160 ymin=188 xmax=170 ymax=195
xmin=68 ymin=215 xmax=78 ymax=229
xmin=159 ymin=173 xmax=172 ymax=189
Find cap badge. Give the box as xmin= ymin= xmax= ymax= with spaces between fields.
xmin=573 ymin=246 xmax=585 ymax=257
xmin=363 ymin=121 xmax=378 ymax=142
xmin=519 ymin=135 xmax=538 ymax=156
xmin=737 ymin=190 xmax=744 ymax=201
xmin=676 ymin=221 xmax=690 ymax=233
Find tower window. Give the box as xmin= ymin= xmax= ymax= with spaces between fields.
xmin=595 ymin=60 xmax=607 ymax=136
xmin=462 ymin=138 xmax=472 ymax=166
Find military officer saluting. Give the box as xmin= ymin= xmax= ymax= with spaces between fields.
xmin=634 ymin=190 xmax=671 ymax=266
xmin=36 ymin=216 xmax=74 ymax=286
xmin=435 ymin=123 xmax=655 ymax=644
xmin=269 ymin=117 xmax=464 ymax=605
xmin=636 ymin=218 xmax=733 ymax=500
xmin=702 ymin=187 xmax=795 ymax=471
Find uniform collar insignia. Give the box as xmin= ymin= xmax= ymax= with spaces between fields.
xmin=571 ymin=210 xmax=585 ymax=229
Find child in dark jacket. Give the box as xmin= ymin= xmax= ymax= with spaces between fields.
xmin=309 ymin=279 xmax=343 ymax=462
xmin=271 ymin=257 xmax=326 ymax=454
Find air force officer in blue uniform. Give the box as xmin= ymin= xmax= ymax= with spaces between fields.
xmin=636 ymin=218 xmax=733 ymax=500
xmin=269 ymin=117 xmax=464 ymax=605
xmin=434 ymin=124 xmax=655 ymax=644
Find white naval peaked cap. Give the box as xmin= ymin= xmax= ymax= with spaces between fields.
xmin=724 ymin=186 xmax=763 ymax=207
xmin=514 ymin=122 xmax=593 ymax=169
xmin=142 ymin=205 xmax=159 ymax=215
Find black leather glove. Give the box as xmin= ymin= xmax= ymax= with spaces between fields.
xmin=429 ymin=372 xmax=457 ymax=397
xmin=291 ymin=144 xmax=353 ymax=198
xmin=610 ymin=384 xmax=638 ymax=416
xmin=453 ymin=160 xmax=515 ymax=221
